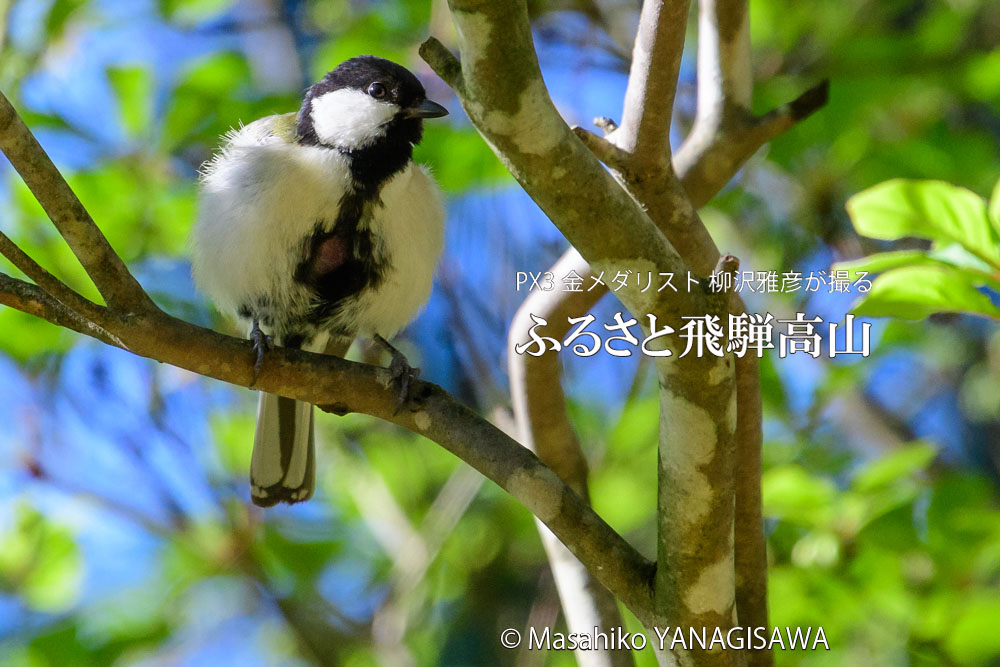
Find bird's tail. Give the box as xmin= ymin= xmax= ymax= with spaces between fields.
xmin=249 ymin=333 xmax=352 ymax=507
xmin=251 ymin=391 xmax=315 ymax=507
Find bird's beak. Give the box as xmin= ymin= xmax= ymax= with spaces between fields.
xmin=405 ymin=99 xmax=449 ymax=119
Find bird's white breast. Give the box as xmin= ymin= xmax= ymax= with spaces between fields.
xmin=191 ymin=116 xmax=352 ymax=321
xmin=342 ymin=163 xmax=445 ymax=338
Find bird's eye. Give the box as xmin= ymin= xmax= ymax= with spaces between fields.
xmin=368 ymin=82 xmax=387 ymax=99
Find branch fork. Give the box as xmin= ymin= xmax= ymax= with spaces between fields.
xmin=420 ymin=1 xmax=827 ymax=664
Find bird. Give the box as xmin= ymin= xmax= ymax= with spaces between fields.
xmin=190 ymin=55 xmax=448 ymax=507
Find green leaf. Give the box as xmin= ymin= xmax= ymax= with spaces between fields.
xmin=79 ymin=584 xmax=170 ymax=644
xmin=927 ymin=474 xmax=995 ymax=546
xmin=0 ymin=307 xmax=75 ymax=361
xmin=930 ymin=243 xmax=998 ymax=275
xmin=210 ymin=411 xmax=254 ymax=474
xmin=18 ymin=111 xmax=72 ymax=131
xmin=591 ymin=466 xmax=656 ymax=534
xmin=45 ymin=0 xmax=86 ymax=40
xmin=107 ymin=65 xmax=154 ymax=138
xmin=22 ymin=529 xmax=83 ymax=612
xmin=762 ymin=465 xmax=838 ymax=526
xmin=834 ymin=250 xmax=942 ymax=275
xmin=255 ymin=524 xmax=343 ymax=593
xmin=852 ymin=441 xmax=937 ymax=492
xmin=67 ymin=165 xmax=149 ymax=262
xmin=846 ymin=179 xmax=1000 ymax=267
xmin=608 ymin=395 xmax=659 ymax=457
xmin=159 ymin=0 xmax=233 ymax=25
xmin=310 ymin=15 xmax=410 ymax=82
xmin=989 ymin=176 xmax=1000 ymax=233
xmin=790 ymin=531 xmax=840 ymax=568
xmin=850 ymin=266 xmax=1000 ymax=320
xmin=834 ymin=245 xmax=1000 ymax=293
xmin=161 ymin=52 xmax=251 ymax=149
xmin=837 ymin=244 xmax=999 ymax=276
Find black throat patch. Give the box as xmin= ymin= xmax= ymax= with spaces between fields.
xmin=339 ymin=117 xmax=421 ymax=189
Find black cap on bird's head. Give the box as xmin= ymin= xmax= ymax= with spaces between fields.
xmin=296 ymin=55 xmax=448 ymax=152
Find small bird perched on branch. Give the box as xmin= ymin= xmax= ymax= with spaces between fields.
xmin=191 ymin=56 xmax=448 ymax=507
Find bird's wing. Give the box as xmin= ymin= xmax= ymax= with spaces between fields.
xmin=224 ymin=113 xmax=297 ymax=148
xmin=225 ymin=112 xmax=299 ymax=147
xmin=199 ymin=112 xmax=299 ymax=179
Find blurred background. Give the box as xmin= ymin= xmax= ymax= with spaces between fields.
xmin=0 ymin=0 xmax=998 ymax=665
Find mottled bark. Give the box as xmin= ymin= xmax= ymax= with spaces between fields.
xmin=421 ymin=1 xmax=740 ymax=662
xmin=425 ymin=0 xmax=827 ymax=665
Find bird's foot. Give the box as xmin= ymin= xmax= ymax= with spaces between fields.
xmin=373 ymin=334 xmax=420 ymax=415
xmin=249 ymin=319 xmax=273 ymax=386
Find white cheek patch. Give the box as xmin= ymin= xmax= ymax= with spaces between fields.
xmin=311 ymin=88 xmax=398 ymax=149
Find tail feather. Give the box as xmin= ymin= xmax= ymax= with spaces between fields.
xmin=248 ymin=332 xmax=350 ymax=507
xmin=251 ymin=392 xmax=315 ymax=507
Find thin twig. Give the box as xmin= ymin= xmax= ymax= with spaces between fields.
xmin=0 ymin=272 xmax=125 ymax=348
xmin=572 ymin=126 xmax=633 ymax=172
xmin=0 ymin=229 xmax=108 ymax=323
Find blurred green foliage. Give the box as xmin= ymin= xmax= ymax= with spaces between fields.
xmin=838 ymin=178 xmax=1000 ymax=320
xmin=767 ymin=445 xmax=1000 ymax=667
xmin=0 ymin=504 xmax=82 ymax=613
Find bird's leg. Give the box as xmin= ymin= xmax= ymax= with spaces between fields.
xmin=373 ymin=334 xmax=420 ymax=415
xmin=249 ymin=318 xmax=272 ymax=386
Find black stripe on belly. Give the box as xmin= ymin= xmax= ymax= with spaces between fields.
xmin=294 ymin=187 xmax=387 ymax=326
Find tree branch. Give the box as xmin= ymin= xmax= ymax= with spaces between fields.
xmin=421 ymin=4 xmax=747 ymax=662
xmin=0 ymin=91 xmax=155 ymax=313
xmin=508 ymin=254 xmax=634 ymax=667
xmin=675 ymin=79 xmax=829 ymax=208
xmin=0 ymin=272 xmax=124 ymax=348
xmin=502 ymin=1 xmax=828 ymax=658
xmin=618 ymin=0 xmax=692 ymax=170
xmin=0 ymin=274 xmax=660 ymax=620
xmin=420 ymin=29 xmax=697 ymax=305
xmin=0 ymin=229 xmax=108 ymax=324
xmin=696 ymin=0 xmax=752 ymax=119
xmin=572 ymin=125 xmax=632 ymax=173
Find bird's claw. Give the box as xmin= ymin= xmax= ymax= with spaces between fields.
xmin=374 ymin=334 xmax=420 ymax=415
xmin=250 ymin=319 xmax=273 ymax=386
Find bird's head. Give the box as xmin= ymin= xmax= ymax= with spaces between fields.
xmin=297 ymin=55 xmax=448 ymax=152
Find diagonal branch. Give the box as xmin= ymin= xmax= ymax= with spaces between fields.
xmin=0 ymin=92 xmax=155 ymax=313
xmin=0 ymin=272 xmax=124 ymax=348
xmin=0 ymin=271 xmax=660 ymax=622
xmin=675 ymin=79 xmax=829 ymax=207
xmin=0 ymin=230 xmax=109 ymax=325
xmin=420 ymin=32 xmax=698 ymax=307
